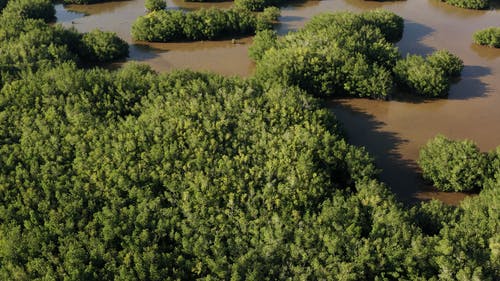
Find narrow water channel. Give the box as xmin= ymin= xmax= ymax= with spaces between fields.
xmin=56 ymin=0 xmax=499 ymax=204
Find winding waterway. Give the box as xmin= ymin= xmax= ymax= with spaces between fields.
xmin=56 ymin=0 xmax=499 ymax=204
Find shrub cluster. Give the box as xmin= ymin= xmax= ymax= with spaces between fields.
xmin=249 ymin=29 xmax=278 ymax=61
xmin=418 ymin=135 xmax=500 ymax=192
xmin=145 ymin=0 xmax=166 ymax=12
xmin=0 ymin=11 xmax=128 ymax=88
xmin=131 ymin=8 xmax=274 ymax=42
xmin=253 ymin=11 xmax=404 ymax=99
xmin=79 ymin=29 xmax=129 ymax=63
xmin=418 ymin=135 xmax=488 ymax=191
xmin=394 ymin=50 xmax=463 ymax=97
xmin=304 ymin=9 xmax=404 ymax=43
xmin=473 ymin=27 xmax=500 ymax=48
xmin=2 ymin=0 xmax=54 ymax=22
xmin=252 ymin=11 xmax=464 ymax=99
xmin=233 ymin=0 xmax=290 ymax=11
xmin=441 ymin=0 xmax=490 ymax=10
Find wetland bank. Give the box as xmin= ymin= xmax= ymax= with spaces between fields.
xmin=56 ymin=0 xmax=500 ymax=204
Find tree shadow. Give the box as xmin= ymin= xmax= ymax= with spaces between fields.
xmin=276 ymin=15 xmax=306 ymax=35
xmin=54 ymin=3 xmax=87 ymax=23
xmin=447 ymin=65 xmax=491 ymax=100
xmin=397 ymin=20 xmax=436 ymax=56
xmin=128 ymin=44 xmax=164 ymax=62
xmin=327 ymin=100 xmax=429 ymax=205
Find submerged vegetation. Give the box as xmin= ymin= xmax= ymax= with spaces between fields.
xmin=473 ymin=27 xmax=500 ymax=48
xmin=1 ymin=2 xmax=499 ymax=280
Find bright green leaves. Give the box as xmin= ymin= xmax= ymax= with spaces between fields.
xmin=473 ymin=27 xmax=500 ymax=48
xmin=79 ymin=30 xmax=129 ymax=63
xmin=418 ymin=135 xmax=488 ymax=191
xmin=394 ymin=50 xmax=463 ymax=97
xmin=131 ymin=8 xmax=266 ymax=42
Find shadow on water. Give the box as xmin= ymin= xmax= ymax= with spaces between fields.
xmin=448 ymin=65 xmax=492 ymax=100
xmin=397 ymin=20 xmax=435 ymax=56
xmin=54 ymin=4 xmax=86 ymax=22
xmin=328 ymin=100 xmax=419 ymax=204
xmin=276 ymin=15 xmax=306 ymax=35
xmin=328 ymin=100 xmax=471 ymax=205
xmin=490 ymin=0 xmax=500 ymax=9
xmin=129 ymin=44 xmax=163 ymax=62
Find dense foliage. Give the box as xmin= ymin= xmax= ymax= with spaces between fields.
xmin=0 ymin=5 xmax=127 ymax=88
xmin=441 ymin=0 xmax=490 ymax=9
xmin=254 ymin=11 xmax=404 ymax=99
xmin=80 ymin=30 xmax=129 ymax=63
xmin=145 ymin=0 xmax=166 ymax=12
xmin=2 ymin=0 xmax=54 ymax=22
xmin=62 ymin=0 xmax=113 ymax=4
xmin=131 ymin=8 xmax=274 ymax=42
xmin=234 ymin=0 xmax=291 ymax=11
xmin=473 ymin=27 xmax=500 ymax=48
xmin=427 ymin=49 xmax=464 ymax=77
xmin=1 ymin=60 xmax=499 ymax=279
xmin=394 ymin=50 xmax=463 ymax=97
xmin=248 ymin=29 xmax=278 ymax=61
xmin=418 ymin=135 xmax=488 ymax=191
xmin=1 ymin=6 xmax=500 ymax=281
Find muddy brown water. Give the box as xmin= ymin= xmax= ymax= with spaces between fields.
xmin=56 ymin=0 xmax=499 ymax=205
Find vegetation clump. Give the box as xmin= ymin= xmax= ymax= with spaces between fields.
xmin=2 ymin=0 xmax=54 ymax=22
xmin=0 ymin=11 xmax=127 ymax=88
xmin=249 ymin=29 xmax=278 ymax=61
xmin=234 ymin=0 xmax=291 ymax=11
xmin=80 ymin=29 xmax=129 ymax=62
xmin=253 ymin=11 xmax=405 ymax=99
xmin=473 ymin=27 xmax=500 ymax=48
xmin=131 ymin=8 xmax=274 ymax=42
xmin=441 ymin=0 xmax=490 ymax=10
xmin=418 ymin=135 xmax=487 ymax=191
xmin=252 ymin=11 xmax=462 ymax=99
xmin=394 ymin=50 xmax=463 ymax=97
xmin=145 ymin=0 xmax=166 ymax=12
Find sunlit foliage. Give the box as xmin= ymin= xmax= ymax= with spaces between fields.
xmin=131 ymin=8 xmax=274 ymax=42
xmin=473 ymin=27 xmax=500 ymax=48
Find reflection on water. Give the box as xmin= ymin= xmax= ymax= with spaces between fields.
xmin=57 ymin=0 xmax=499 ymax=204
